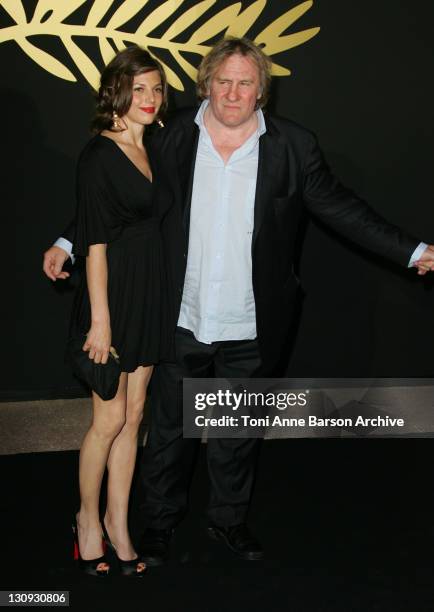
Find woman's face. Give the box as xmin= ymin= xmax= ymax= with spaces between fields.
xmin=124 ymin=71 xmax=163 ymax=126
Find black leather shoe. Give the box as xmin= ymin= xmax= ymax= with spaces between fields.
xmin=138 ymin=528 xmax=174 ymax=566
xmin=207 ymin=523 xmax=264 ymax=561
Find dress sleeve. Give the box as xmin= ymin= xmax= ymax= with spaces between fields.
xmin=72 ymin=146 xmax=123 ymax=257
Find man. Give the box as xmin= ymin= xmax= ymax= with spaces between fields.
xmin=43 ymin=38 xmax=434 ymax=564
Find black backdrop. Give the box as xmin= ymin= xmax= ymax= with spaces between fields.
xmin=1 ymin=0 xmax=433 ymax=400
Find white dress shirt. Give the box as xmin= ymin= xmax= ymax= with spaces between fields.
xmin=177 ymin=100 xmax=266 ymax=344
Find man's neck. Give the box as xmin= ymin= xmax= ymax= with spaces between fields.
xmin=203 ymin=106 xmax=258 ymax=149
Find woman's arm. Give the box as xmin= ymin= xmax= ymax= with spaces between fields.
xmin=83 ymin=243 xmax=111 ymax=364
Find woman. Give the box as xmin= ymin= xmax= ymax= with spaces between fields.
xmin=70 ymin=46 xmax=172 ymax=577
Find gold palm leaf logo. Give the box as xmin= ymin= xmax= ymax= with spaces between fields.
xmin=0 ymin=0 xmax=320 ymax=90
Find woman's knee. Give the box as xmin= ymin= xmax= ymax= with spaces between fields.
xmin=125 ymin=397 xmax=146 ymax=430
xmin=92 ymin=413 xmax=126 ymax=441
xmin=124 ymin=367 xmax=151 ymax=430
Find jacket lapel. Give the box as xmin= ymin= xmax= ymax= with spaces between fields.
xmin=252 ymin=117 xmax=287 ymax=249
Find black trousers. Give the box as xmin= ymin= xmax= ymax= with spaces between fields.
xmin=140 ymin=327 xmax=262 ymax=528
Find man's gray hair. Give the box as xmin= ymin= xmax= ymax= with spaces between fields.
xmin=196 ymin=37 xmax=272 ymax=109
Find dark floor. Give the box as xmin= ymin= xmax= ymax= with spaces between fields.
xmin=1 ymin=440 xmax=433 ymax=611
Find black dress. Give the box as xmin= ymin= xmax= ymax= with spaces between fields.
xmin=70 ymin=134 xmax=173 ymax=372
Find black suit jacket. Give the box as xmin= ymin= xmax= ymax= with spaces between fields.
xmin=148 ymin=108 xmax=418 ymax=372
xmin=64 ymin=108 xmax=419 ymax=372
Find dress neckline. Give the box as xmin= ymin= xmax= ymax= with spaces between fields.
xmin=97 ymin=134 xmax=153 ymax=184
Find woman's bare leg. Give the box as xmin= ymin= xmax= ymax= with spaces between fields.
xmin=104 ymin=365 xmax=153 ymax=561
xmin=76 ymin=373 xmax=128 ymax=569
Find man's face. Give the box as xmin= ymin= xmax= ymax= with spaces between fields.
xmin=207 ymin=53 xmax=261 ymax=128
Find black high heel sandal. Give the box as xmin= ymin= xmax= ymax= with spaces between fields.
xmin=72 ymin=518 xmax=110 ymax=577
xmin=102 ymin=521 xmax=146 ymax=577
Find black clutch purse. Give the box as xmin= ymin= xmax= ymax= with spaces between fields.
xmin=66 ymin=335 xmax=121 ymax=401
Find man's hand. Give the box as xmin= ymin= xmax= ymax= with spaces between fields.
xmin=42 ymin=246 xmax=70 ymax=281
xmin=414 ymin=245 xmax=434 ymax=275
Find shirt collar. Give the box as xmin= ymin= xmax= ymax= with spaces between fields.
xmin=194 ymin=99 xmax=266 ymax=137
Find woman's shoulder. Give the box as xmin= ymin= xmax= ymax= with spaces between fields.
xmin=78 ymin=134 xmax=117 ymax=172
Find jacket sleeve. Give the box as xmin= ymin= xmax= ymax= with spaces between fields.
xmin=61 ymin=219 xmax=75 ymax=243
xmin=302 ymin=132 xmax=419 ymax=266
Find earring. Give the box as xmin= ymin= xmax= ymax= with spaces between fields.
xmin=156 ymin=118 xmax=164 ymax=128
xmin=112 ymin=110 xmax=121 ymax=130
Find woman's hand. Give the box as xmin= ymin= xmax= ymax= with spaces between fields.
xmin=84 ymin=243 xmax=111 ymax=364
xmin=83 ymin=320 xmax=111 ymax=364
